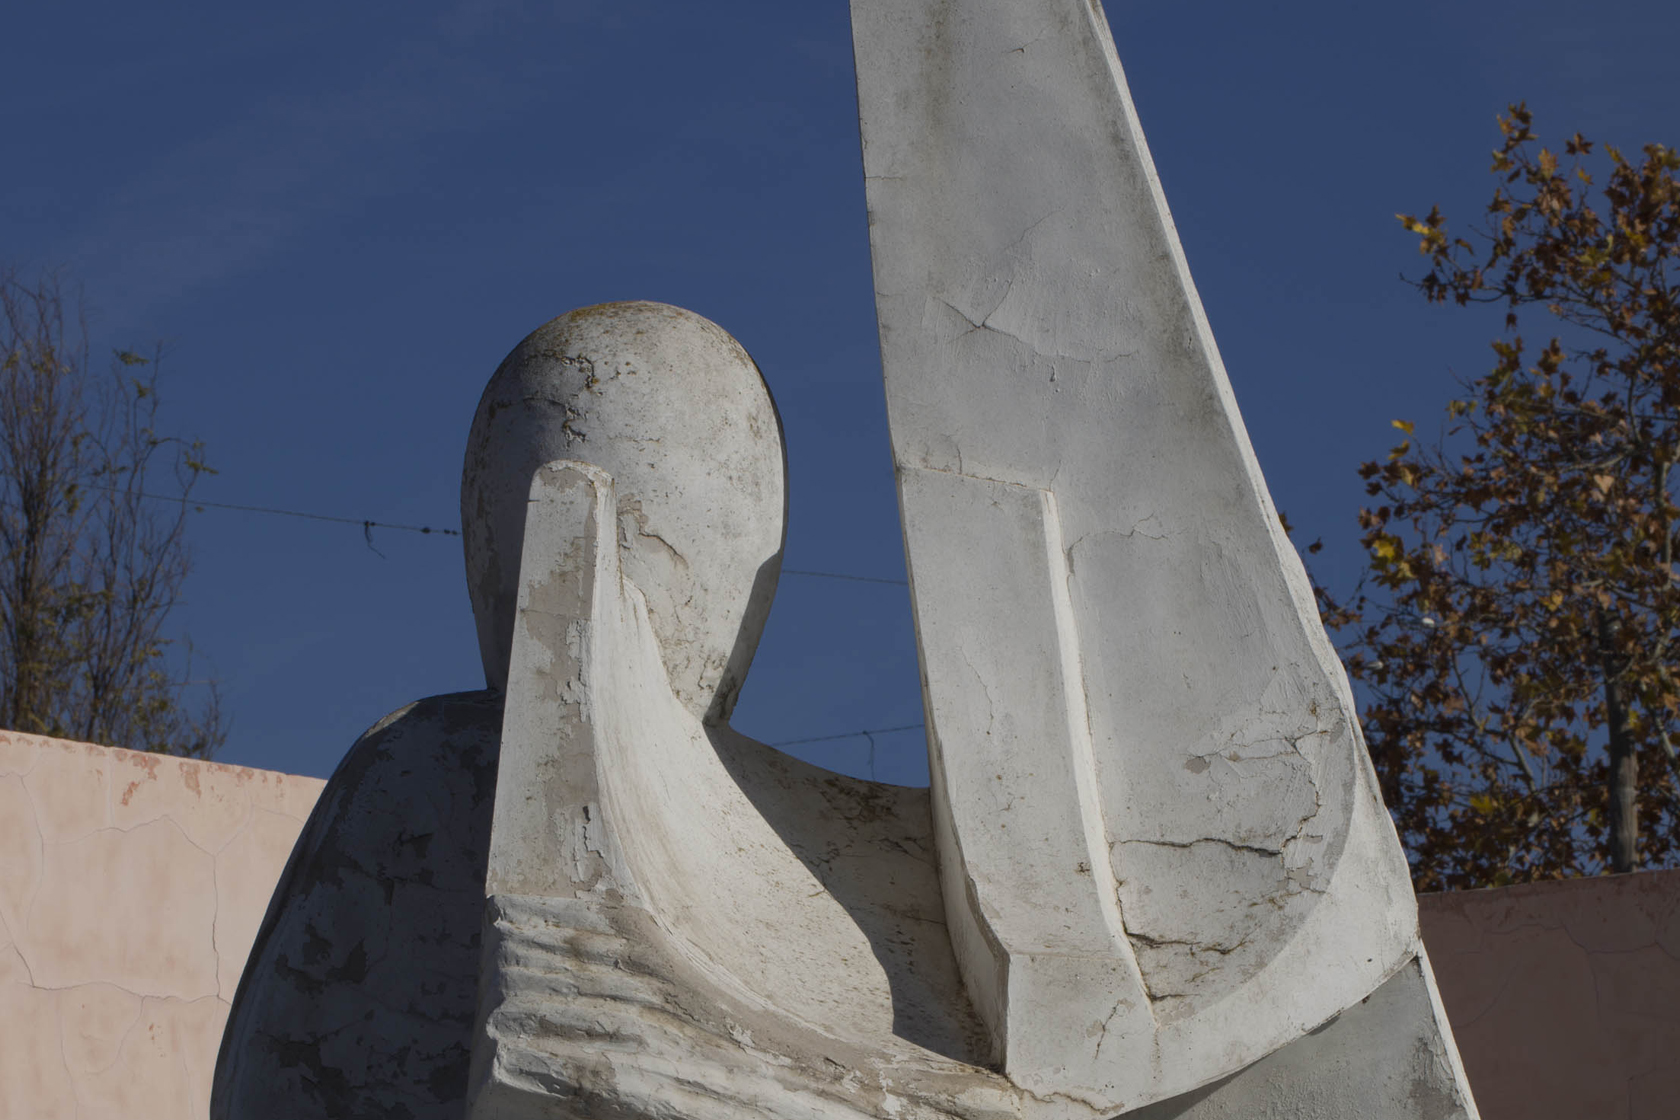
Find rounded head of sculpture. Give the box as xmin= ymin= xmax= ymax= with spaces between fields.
xmin=461 ymin=301 xmax=787 ymax=724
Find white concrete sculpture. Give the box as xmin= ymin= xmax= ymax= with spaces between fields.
xmin=460 ymin=286 xmax=1474 ymax=1117
xmin=219 ymin=4 xmax=1483 ymax=1115
xmin=851 ymin=0 xmax=1477 ymax=1114
xmin=460 ymin=303 xmax=1004 ymax=1119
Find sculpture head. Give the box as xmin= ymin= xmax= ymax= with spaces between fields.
xmin=461 ymin=301 xmax=787 ymax=724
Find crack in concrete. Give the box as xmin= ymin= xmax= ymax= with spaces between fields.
xmin=1119 ymin=836 xmax=1286 ymax=859
xmin=957 ymin=649 xmax=998 ymax=747
xmin=1 ymin=934 xmax=39 ymax=988
xmin=1091 ymin=995 xmax=1127 ymax=1062
xmin=75 ymin=990 xmax=150 ymax=1078
xmin=931 ymin=294 xmax=1130 ymax=369
xmin=903 ymin=458 xmax=1045 ymax=495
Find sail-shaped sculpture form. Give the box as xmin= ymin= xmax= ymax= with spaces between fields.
xmin=853 ymin=0 xmax=1465 ymax=1109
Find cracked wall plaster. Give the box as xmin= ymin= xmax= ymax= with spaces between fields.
xmin=1419 ymin=869 xmax=1680 ymax=1120
xmin=0 ymin=730 xmax=322 ymax=1120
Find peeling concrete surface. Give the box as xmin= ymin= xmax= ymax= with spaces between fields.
xmin=0 ymin=731 xmax=322 ymax=1120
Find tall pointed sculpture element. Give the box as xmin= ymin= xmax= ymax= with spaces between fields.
xmin=855 ymin=0 xmax=1412 ymax=1103
xmin=851 ymin=0 xmax=1477 ymax=1112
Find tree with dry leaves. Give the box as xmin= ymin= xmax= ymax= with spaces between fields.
xmin=1321 ymin=105 xmax=1680 ymax=890
xmin=0 ymin=271 xmax=224 ymax=757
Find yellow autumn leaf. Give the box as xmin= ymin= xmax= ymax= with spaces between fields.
xmin=1392 ymin=419 xmax=1415 ymax=435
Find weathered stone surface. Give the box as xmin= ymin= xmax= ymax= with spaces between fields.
xmin=1128 ymin=954 xmax=1474 ymax=1120
xmin=464 ymin=317 xmax=1012 ymax=1118
xmin=209 ymin=0 xmax=1485 ymax=1105
xmin=850 ymin=0 xmax=1438 ymax=1109
xmin=214 ymin=302 xmax=798 ymax=1120
xmin=461 ymin=301 xmax=786 ymax=724
xmin=462 ymin=330 xmax=1469 ymax=1119
xmin=211 ymin=691 xmax=500 ymax=1119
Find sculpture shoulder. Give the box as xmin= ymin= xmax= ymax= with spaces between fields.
xmin=308 ymin=689 xmax=503 ymax=828
xmin=273 ymin=690 xmax=502 ymax=905
xmin=211 ymin=689 xmax=503 ymax=1120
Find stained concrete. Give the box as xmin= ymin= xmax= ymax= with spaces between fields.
xmin=210 ymin=692 xmax=500 ymax=1119
xmin=463 ymin=317 xmax=1010 ymax=1120
xmin=460 ymin=301 xmax=786 ymax=724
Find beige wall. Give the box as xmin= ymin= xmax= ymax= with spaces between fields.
xmin=1420 ymin=868 xmax=1680 ymax=1120
xmin=3 ymin=732 xmax=1678 ymax=1120
xmin=0 ymin=732 xmax=323 ymax=1120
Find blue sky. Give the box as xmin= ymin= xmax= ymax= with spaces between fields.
xmin=3 ymin=0 xmax=1677 ymax=783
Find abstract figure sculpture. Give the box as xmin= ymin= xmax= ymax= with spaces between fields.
xmin=218 ymin=4 xmax=1481 ymax=1117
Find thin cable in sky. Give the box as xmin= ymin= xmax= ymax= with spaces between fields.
xmin=782 ymin=568 xmax=908 ymax=587
xmin=770 ymin=723 xmax=925 ymax=748
xmin=118 ymin=489 xmax=462 ymax=538
xmin=125 ymin=489 xmax=920 ymax=588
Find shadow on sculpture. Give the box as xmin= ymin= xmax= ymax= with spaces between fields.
xmin=460 ymin=304 xmax=1019 ymax=1120
xmin=218 ymin=2 xmax=1485 ymax=1116
xmin=214 ymin=302 xmax=997 ymax=1118
xmin=210 ymin=689 xmax=501 ymax=1117
xmin=706 ymin=722 xmax=991 ymax=1065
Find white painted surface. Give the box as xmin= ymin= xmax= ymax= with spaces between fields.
xmin=463 ymin=318 xmax=1006 ymax=1117
xmin=461 ymin=301 xmax=786 ymax=722
xmin=852 ymin=0 xmax=1439 ymax=1108
xmin=463 ymin=300 xmax=1473 ymax=1117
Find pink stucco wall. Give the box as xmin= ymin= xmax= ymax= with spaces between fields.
xmin=3 ymin=731 xmax=1678 ymax=1119
xmin=0 ymin=732 xmax=323 ymax=1119
xmin=1419 ymin=868 xmax=1680 ymax=1120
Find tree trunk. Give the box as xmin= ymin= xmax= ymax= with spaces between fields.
xmin=1598 ymin=609 xmax=1639 ymax=873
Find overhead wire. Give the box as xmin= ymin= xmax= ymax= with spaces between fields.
xmin=115 ymin=488 xmax=461 ymax=540
xmin=769 ymin=723 xmax=926 ymax=748
xmin=769 ymin=723 xmax=928 ymax=781
xmin=782 ymin=568 xmax=908 ymax=587
xmin=127 ymin=488 xmax=915 ymax=584
xmin=131 ymin=487 xmax=924 ymax=760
